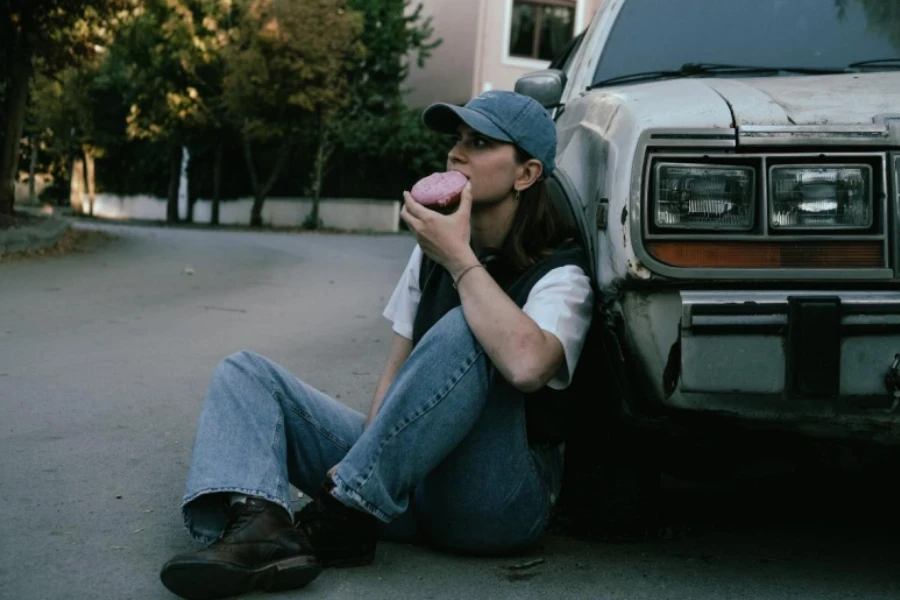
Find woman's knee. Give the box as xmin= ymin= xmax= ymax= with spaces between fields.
xmin=435 ymin=306 xmax=469 ymax=332
xmin=213 ymin=350 xmax=276 ymax=386
xmin=205 ymin=350 xmax=287 ymax=411
xmin=418 ymin=307 xmax=480 ymax=356
xmin=219 ymin=349 xmax=269 ymax=374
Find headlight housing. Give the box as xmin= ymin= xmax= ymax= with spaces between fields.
xmin=770 ymin=165 xmax=872 ymax=230
xmin=654 ymin=164 xmax=755 ymax=230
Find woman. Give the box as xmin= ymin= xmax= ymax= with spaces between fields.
xmin=160 ymin=90 xmax=594 ymax=600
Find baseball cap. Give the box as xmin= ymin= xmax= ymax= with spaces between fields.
xmin=422 ymin=90 xmax=557 ymax=176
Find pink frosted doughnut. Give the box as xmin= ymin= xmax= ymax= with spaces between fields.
xmin=410 ymin=171 xmax=468 ymax=210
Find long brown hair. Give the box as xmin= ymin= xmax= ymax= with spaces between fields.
xmin=499 ymin=146 xmax=577 ymax=272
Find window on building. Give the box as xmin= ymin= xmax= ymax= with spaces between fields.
xmin=509 ymin=0 xmax=576 ymax=61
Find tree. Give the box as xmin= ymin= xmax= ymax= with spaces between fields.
xmin=338 ymin=106 xmax=447 ymax=182
xmin=29 ymin=52 xmax=129 ymax=214
xmin=0 ymin=0 xmax=124 ymax=220
xmin=344 ymin=0 xmax=439 ymax=113
xmin=158 ymin=0 xmax=235 ymax=224
xmin=109 ymin=1 xmax=212 ymax=222
xmin=221 ymin=0 xmax=365 ymax=227
xmin=103 ymin=1 xmax=238 ymax=224
xmin=311 ymin=0 xmax=440 ymax=228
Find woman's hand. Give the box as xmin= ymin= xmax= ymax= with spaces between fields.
xmin=400 ymin=182 xmax=478 ymax=277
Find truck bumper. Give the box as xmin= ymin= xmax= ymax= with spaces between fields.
xmin=620 ymin=290 xmax=900 ymax=442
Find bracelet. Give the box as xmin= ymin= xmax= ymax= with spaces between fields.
xmin=452 ymin=263 xmax=485 ymax=289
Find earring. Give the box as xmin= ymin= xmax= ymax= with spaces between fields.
xmin=514 ymin=189 xmax=521 ymax=201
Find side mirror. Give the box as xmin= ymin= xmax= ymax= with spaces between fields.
xmin=514 ymin=69 xmax=567 ymax=109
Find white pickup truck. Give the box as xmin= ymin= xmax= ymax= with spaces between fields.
xmin=516 ymin=0 xmax=900 ymax=530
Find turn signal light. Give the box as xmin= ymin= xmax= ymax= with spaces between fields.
xmin=646 ymin=241 xmax=883 ymax=268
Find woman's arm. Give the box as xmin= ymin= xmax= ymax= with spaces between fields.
xmin=365 ymin=333 xmax=413 ymax=428
xmin=454 ymin=266 xmax=565 ymax=393
xmin=400 ymin=185 xmax=566 ymax=394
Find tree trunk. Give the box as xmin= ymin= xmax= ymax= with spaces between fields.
xmin=167 ymin=145 xmax=182 ymax=223
xmin=0 ymin=22 xmax=34 ymax=217
xmin=70 ymin=156 xmax=85 ymax=214
xmin=187 ymin=176 xmax=196 ymax=224
xmin=185 ymin=146 xmax=196 ymax=224
xmin=211 ymin=142 xmax=223 ymax=226
xmin=240 ymin=129 xmax=262 ymax=226
xmin=309 ymin=138 xmax=325 ymax=229
xmin=186 ymin=172 xmax=195 ymax=224
xmin=28 ymin=135 xmax=38 ymax=204
xmin=244 ymin=132 xmax=291 ymax=227
xmin=307 ymin=122 xmax=333 ymax=230
xmin=249 ymin=194 xmax=265 ymax=227
xmin=83 ymin=145 xmax=96 ymax=217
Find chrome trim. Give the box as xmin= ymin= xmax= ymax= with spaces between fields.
xmin=646 ymin=234 xmax=883 ymax=242
xmin=691 ymin=314 xmax=787 ymax=327
xmin=844 ymin=314 xmax=900 ymax=327
xmin=641 ymin=128 xmax=736 ymax=149
xmin=650 ymin=133 xmax=735 ymax=140
xmin=762 ymin=155 xmax=769 ymax=234
xmin=681 ymin=290 xmax=900 ymax=328
xmin=629 ymin=136 xmax=894 ymax=280
xmin=767 ymin=163 xmax=874 ymax=232
xmin=894 ymin=154 xmax=900 ymax=273
xmin=875 ymin=114 xmax=900 ymax=126
xmin=738 ymin=124 xmax=891 ymax=147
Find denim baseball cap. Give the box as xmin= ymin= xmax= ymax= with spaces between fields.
xmin=422 ymin=90 xmax=557 ymax=176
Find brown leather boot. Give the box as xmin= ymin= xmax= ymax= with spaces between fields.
xmin=160 ymin=498 xmax=321 ymax=600
xmin=294 ymin=483 xmax=377 ymax=567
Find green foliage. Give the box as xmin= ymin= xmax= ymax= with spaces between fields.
xmin=222 ymin=0 xmax=366 ymax=140
xmin=95 ymin=138 xmax=173 ymax=196
xmin=329 ymin=107 xmax=448 ymax=197
xmin=1 ymin=0 xmax=127 ymax=215
xmin=29 ymin=59 xmax=127 ymax=157
xmin=14 ymin=0 xmax=447 ymax=215
xmin=344 ymin=0 xmax=440 ymax=114
xmin=1 ymin=0 xmax=126 ymax=78
xmin=111 ymin=0 xmax=223 ymax=143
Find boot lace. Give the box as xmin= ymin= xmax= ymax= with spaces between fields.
xmin=219 ymin=500 xmax=265 ymax=541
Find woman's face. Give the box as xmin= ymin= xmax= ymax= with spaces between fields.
xmin=447 ymin=124 xmax=521 ymax=204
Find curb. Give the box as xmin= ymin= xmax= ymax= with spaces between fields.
xmin=0 ymin=216 xmax=71 ymax=255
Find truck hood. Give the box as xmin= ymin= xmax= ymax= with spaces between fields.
xmin=574 ymin=72 xmax=900 ymax=134
xmin=702 ymin=72 xmax=900 ymax=127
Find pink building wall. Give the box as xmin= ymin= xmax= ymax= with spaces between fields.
xmin=405 ymin=0 xmax=604 ymax=107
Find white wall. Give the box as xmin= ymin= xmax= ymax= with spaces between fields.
xmin=84 ymin=194 xmax=402 ymax=233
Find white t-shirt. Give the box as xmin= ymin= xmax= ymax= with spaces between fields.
xmin=383 ymin=246 xmax=594 ymax=390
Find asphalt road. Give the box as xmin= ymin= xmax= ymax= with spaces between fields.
xmin=1 ymin=221 xmax=898 ymax=600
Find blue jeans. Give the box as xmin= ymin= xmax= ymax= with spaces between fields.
xmin=182 ymin=307 xmax=564 ymax=555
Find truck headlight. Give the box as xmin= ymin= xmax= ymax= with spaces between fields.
xmin=654 ymin=164 xmax=755 ymax=230
xmin=770 ymin=166 xmax=872 ymax=230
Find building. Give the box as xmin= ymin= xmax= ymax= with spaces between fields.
xmin=405 ymin=0 xmax=603 ymax=107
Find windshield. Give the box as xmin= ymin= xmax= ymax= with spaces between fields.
xmin=592 ymin=0 xmax=900 ymax=88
